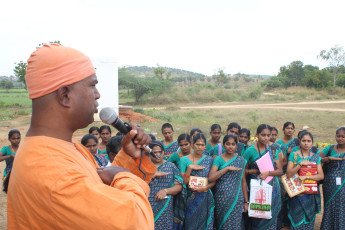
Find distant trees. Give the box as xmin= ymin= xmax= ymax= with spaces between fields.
xmin=119 ymin=67 xmax=170 ymax=104
xmin=212 ymin=69 xmax=227 ymax=86
xmin=261 ymin=45 xmax=345 ymax=90
xmin=0 ymin=80 xmax=14 ymax=91
xmin=13 ymin=61 xmax=27 ymax=88
xmin=318 ymin=45 xmax=345 ymax=87
xmin=262 ymin=60 xmax=338 ymax=90
xmin=154 ymin=65 xmax=171 ymax=80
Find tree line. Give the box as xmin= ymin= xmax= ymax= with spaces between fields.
xmin=9 ymin=43 xmax=345 ymax=101
xmin=262 ymin=45 xmax=345 ymax=89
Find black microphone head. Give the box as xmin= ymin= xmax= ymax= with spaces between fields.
xmin=294 ymin=138 xmax=300 ymax=147
xmin=311 ymin=146 xmax=318 ymax=154
xmin=99 ymin=107 xmax=118 ymax=125
xmin=270 ymin=144 xmax=277 ymax=151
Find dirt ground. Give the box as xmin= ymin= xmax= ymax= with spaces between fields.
xmin=0 ymin=101 xmax=337 ymax=229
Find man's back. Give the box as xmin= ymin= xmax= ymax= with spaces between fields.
xmin=8 ymin=136 xmax=154 ymax=229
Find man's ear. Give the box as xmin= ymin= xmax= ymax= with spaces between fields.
xmin=56 ymin=85 xmax=73 ymax=108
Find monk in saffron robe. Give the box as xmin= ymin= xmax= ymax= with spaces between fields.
xmin=7 ymin=44 xmax=156 ymax=230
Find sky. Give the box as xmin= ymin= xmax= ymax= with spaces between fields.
xmin=1 ymin=0 xmax=344 ymax=76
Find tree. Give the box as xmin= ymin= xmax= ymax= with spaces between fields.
xmin=0 ymin=80 xmax=14 ymax=92
xmin=13 ymin=61 xmax=27 ymax=88
xmin=119 ymin=68 xmax=164 ymax=104
xmin=318 ymin=45 xmax=345 ymax=87
xmin=212 ymin=69 xmax=227 ymax=86
xmin=153 ymin=65 xmax=171 ymax=80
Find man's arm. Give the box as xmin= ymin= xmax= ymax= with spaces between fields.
xmin=51 ymin=168 xmax=154 ymax=230
xmin=112 ymin=123 xmax=157 ymax=183
xmin=113 ymin=149 xmax=156 ymax=183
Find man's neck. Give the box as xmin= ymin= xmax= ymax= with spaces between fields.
xmin=26 ymin=124 xmax=74 ymax=142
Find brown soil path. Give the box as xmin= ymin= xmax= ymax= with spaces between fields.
xmin=180 ymin=100 xmax=345 ymax=112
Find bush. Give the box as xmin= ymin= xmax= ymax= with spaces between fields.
xmin=134 ymin=108 xmax=145 ymax=114
xmin=224 ymin=84 xmax=232 ymax=89
xmin=248 ymin=86 xmax=263 ymax=99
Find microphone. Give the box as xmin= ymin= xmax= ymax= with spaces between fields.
xmin=99 ymin=107 xmax=158 ymax=159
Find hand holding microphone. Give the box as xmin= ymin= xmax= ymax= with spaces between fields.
xmin=99 ymin=107 xmax=158 ymax=159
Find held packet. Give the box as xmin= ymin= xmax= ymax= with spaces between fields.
xmin=281 ymin=174 xmax=306 ymax=197
xmin=189 ymin=176 xmax=208 ymax=189
xmin=299 ymin=163 xmax=318 ymax=194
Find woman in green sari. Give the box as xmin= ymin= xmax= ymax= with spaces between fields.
xmin=320 ymin=127 xmax=345 ymax=230
xmin=286 ymin=131 xmax=324 ymax=230
xmin=209 ymin=134 xmax=248 ymax=230
xmin=276 ymin=122 xmax=296 ymax=159
xmin=243 ymin=124 xmax=283 ymax=230
xmin=179 ymin=133 xmax=215 ymax=230
xmin=206 ymin=124 xmax=222 ymax=152
xmin=161 ymin=123 xmax=180 ymax=158
xmin=168 ymin=134 xmax=192 ymax=169
xmin=98 ymin=125 xmax=111 ymax=158
xmin=148 ymin=141 xmax=185 ymax=230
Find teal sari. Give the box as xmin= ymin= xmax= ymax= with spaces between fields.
xmin=179 ymin=155 xmax=214 ymax=230
xmin=209 ymin=143 xmax=246 ymax=157
xmin=213 ymin=155 xmax=246 ymax=230
xmin=321 ymin=145 xmax=345 ymax=230
xmin=162 ymin=141 xmax=180 ymax=157
xmin=243 ymin=145 xmax=281 ymax=230
xmin=287 ymin=153 xmax=321 ymax=230
xmin=148 ymin=161 xmax=185 ymax=230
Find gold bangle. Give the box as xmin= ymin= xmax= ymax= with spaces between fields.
xmin=164 ymin=189 xmax=168 ymax=194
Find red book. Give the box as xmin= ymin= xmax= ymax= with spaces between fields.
xmin=299 ymin=163 xmax=318 ymax=194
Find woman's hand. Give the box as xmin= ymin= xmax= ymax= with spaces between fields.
xmin=259 ymin=171 xmax=270 ymax=180
xmin=153 ymin=171 xmax=170 ymax=178
xmin=243 ymin=203 xmax=249 ymax=213
xmin=299 ymin=160 xmax=313 ymax=166
xmin=328 ymin=156 xmax=344 ymax=161
xmin=226 ymin=166 xmax=242 ymax=171
xmin=191 ymin=185 xmax=208 ymax=193
xmin=188 ymin=165 xmax=205 ymax=170
xmin=155 ymin=189 xmax=168 ymax=201
xmin=299 ymin=176 xmax=308 ymax=181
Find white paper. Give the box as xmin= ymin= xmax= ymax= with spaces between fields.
xmin=336 ymin=177 xmax=342 ymax=186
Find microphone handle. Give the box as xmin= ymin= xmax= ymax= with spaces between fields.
xmin=111 ymin=119 xmax=158 ymax=159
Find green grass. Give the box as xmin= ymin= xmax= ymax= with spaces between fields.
xmin=0 ymin=89 xmax=31 ymax=108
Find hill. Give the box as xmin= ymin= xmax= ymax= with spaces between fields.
xmin=123 ymin=66 xmax=272 ymax=79
xmin=124 ymin=66 xmax=206 ymax=78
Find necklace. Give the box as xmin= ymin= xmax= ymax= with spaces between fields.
xmin=300 ymin=149 xmax=310 ymax=160
xmin=256 ymin=143 xmax=267 ymax=156
xmin=9 ymin=145 xmax=15 ymax=153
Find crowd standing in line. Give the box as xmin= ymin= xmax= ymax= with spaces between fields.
xmin=3 ymin=120 xmax=345 ymax=229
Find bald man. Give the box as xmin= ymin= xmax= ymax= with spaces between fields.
xmin=7 ymin=44 xmax=156 ymax=229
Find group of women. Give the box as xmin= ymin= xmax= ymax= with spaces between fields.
xmin=1 ymin=121 xmax=344 ymax=230
xmin=146 ymin=122 xmax=345 ymax=230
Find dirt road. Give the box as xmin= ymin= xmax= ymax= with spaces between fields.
xmin=180 ymin=100 xmax=345 ymax=112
